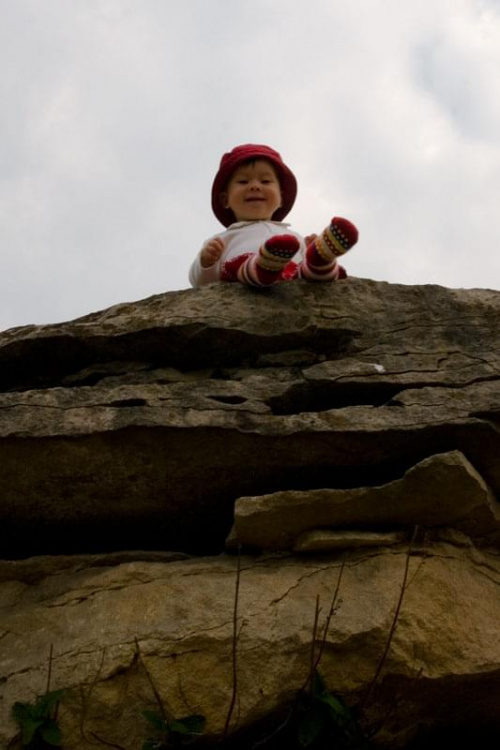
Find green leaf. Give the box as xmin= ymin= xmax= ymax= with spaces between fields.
xmin=20 ymin=717 xmax=44 ymax=745
xmin=12 ymin=701 xmax=37 ymax=724
xmin=170 ymin=715 xmax=206 ymax=736
xmin=36 ymin=689 xmax=66 ymax=716
xmin=297 ymin=705 xmax=326 ymax=748
xmin=318 ymin=691 xmax=351 ymax=722
xmin=40 ymin=719 xmax=62 ymax=746
xmin=142 ymin=710 xmax=167 ymax=731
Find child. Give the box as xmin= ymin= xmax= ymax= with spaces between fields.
xmin=189 ymin=144 xmax=358 ymax=288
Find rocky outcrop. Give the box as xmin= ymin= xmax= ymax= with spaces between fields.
xmin=1 ymin=279 xmax=500 ymax=748
xmin=2 ymin=279 xmax=500 ymax=558
xmin=231 ymin=451 xmax=500 ymax=551
xmin=3 ymin=541 xmax=500 ymax=749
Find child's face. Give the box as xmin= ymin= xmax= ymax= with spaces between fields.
xmin=221 ymin=159 xmax=282 ymax=222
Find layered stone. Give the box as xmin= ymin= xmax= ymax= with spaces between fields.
xmin=1 ymin=281 xmax=500 ymax=557
xmin=2 ymin=279 xmax=500 ymax=747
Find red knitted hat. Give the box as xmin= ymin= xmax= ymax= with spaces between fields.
xmin=211 ymin=144 xmax=298 ymax=227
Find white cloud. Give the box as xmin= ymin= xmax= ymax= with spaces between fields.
xmin=1 ymin=0 xmax=500 ymax=330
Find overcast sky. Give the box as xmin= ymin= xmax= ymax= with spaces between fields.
xmin=1 ymin=0 xmax=500 ymax=331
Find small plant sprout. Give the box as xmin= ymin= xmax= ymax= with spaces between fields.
xmin=11 ymin=645 xmax=65 ymax=749
xmin=142 ymin=711 xmax=206 ymax=749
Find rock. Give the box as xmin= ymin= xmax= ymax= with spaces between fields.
xmin=232 ymin=451 xmax=500 ymax=550
xmin=0 ymin=550 xmax=190 ymax=585
xmin=1 ymin=280 xmax=500 ymax=557
xmin=2 ymin=280 xmax=500 ymax=747
xmin=2 ymin=543 xmax=500 ymax=748
xmin=292 ymin=529 xmax=408 ymax=553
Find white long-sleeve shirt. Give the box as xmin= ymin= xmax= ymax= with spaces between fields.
xmin=189 ymin=220 xmax=305 ymax=287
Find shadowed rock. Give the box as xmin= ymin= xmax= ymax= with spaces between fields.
xmin=292 ymin=529 xmax=407 ymax=552
xmin=1 ymin=280 xmax=500 ymax=557
xmin=232 ymin=451 xmax=500 ymax=550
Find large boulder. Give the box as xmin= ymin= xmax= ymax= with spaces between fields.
xmin=2 ymin=541 xmax=500 ymax=749
xmin=1 ymin=278 xmax=500 ymax=748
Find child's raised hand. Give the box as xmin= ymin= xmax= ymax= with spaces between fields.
xmin=200 ymin=237 xmax=225 ymax=268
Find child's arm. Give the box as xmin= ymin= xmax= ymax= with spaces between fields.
xmin=189 ymin=237 xmax=226 ymax=287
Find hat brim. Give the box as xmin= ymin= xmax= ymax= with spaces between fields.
xmin=211 ymin=149 xmax=297 ymax=227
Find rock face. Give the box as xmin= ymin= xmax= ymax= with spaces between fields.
xmin=232 ymin=451 xmax=500 ymax=551
xmin=1 ymin=278 xmax=500 ymax=748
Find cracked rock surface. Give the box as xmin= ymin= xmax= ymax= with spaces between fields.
xmin=2 ymin=279 xmax=500 ymax=747
xmin=1 ymin=279 xmax=500 ymax=557
xmin=3 ymin=544 xmax=500 ymax=748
